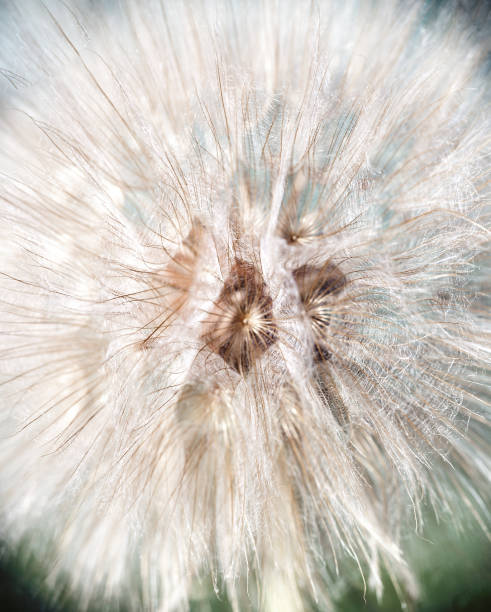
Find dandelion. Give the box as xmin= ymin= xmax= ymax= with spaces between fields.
xmin=0 ymin=0 xmax=489 ymax=610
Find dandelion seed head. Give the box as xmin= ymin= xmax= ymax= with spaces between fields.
xmin=0 ymin=0 xmax=489 ymax=610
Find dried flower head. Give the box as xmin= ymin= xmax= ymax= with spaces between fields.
xmin=0 ymin=0 xmax=490 ymax=610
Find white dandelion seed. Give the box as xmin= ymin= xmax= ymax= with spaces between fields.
xmin=0 ymin=0 xmax=490 ymax=610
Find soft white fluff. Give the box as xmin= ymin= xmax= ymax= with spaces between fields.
xmin=0 ymin=1 xmax=489 ymax=610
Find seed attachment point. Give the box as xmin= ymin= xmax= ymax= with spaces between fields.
xmin=203 ymin=259 xmax=277 ymax=374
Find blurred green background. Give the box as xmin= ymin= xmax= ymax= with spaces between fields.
xmin=1 ymin=513 xmax=490 ymax=611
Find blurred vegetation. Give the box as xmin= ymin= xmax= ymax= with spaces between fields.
xmin=1 ymin=513 xmax=490 ymax=612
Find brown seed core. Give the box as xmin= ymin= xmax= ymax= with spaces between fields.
xmin=204 ymin=260 xmax=277 ymax=373
xmin=293 ymin=262 xmax=346 ymax=361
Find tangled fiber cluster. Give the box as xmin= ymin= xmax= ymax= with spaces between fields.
xmin=0 ymin=0 xmax=490 ymax=610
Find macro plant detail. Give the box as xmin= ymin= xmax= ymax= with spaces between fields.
xmin=203 ymin=258 xmax=277 ymax=374
xmin=0 ymin=0 xmax=489 ymax=611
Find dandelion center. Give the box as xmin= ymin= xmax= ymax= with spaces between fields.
xmin=203 ymin=259 xmax=277 ymax=373
xmin=294 ymin=263 xmax=346 ymax=360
